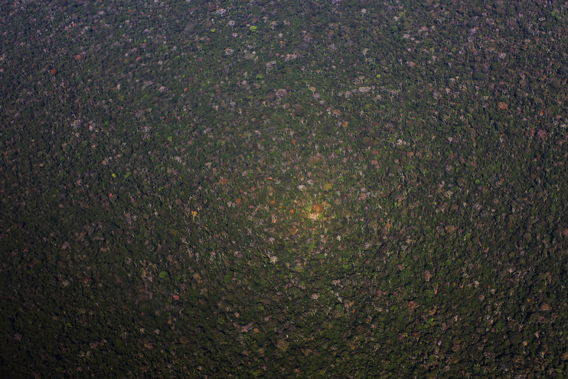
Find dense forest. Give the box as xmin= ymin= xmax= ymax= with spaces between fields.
xmin=1 ymin=0 xmax=567 ymax=377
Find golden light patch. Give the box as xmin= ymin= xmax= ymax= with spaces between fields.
xmin=312 ymin=203 xmax=323 ymax=213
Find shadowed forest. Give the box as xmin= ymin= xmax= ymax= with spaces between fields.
xmin=1 ymin=0 xmax=568 ymax=377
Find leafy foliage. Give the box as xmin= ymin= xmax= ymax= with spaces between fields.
xmin=1 ymin=0 xmax=568 ymax=377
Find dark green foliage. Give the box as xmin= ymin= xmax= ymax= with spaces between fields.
xmin=1 ymin=0 xmax=568 ymax=378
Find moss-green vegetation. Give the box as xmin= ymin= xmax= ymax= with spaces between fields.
xmin=1 ymin=0 xmax=568 ymax=377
